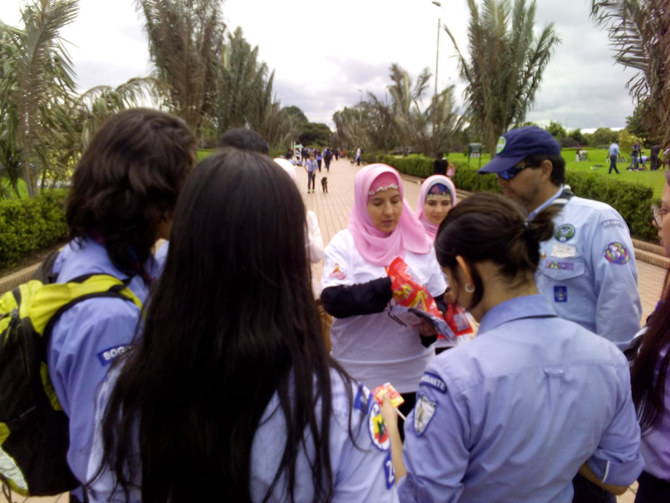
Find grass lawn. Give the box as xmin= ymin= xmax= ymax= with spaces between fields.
xmin=450 ymin=148 xmax=667 ymax=200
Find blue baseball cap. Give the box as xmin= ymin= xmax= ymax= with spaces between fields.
xmin=478 ymin=126 xmax=562 ymax=175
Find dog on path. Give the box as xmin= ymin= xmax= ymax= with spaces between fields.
xmin=321 ymin=176 xmax=328 ymax=193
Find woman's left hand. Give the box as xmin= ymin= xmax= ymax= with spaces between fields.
xmin=419 ymin=319 xmax=437 ymax=338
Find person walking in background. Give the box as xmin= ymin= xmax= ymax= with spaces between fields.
xmin=324 ymin=147 xmax=333 ymax=172
xmin=355 ymin=146 xmax=361 ymax=166
xmin=650 ymin=145 xmax=661 ymax=171
xmin=630 ymin=170 xmax=670 ymax=502
xmin=478 ymin=125 xmax=641 ymax=502
xmin=47 ymin=109 xmax=197 ymax=502
xmin=320 ymin=164 xmax=446 ymax=432
xmin=86 ymin=150 xmax=398 ymax=502
xmin=609 ymin=140 xmax=620 ymax=174
xmin=306 ymin=153 xmax=317 ymax=193
xmin=631 ymin=143 xmax=640 ymax=170
xmin=316 ymin=148 xmax=323 ymax=172
xmin=381 ymin=193 xmax=643 ymax=502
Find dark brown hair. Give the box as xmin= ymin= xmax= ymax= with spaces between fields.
xmin=435 ymin=192 xmax=558 ymax=310
xmin=66 ymin=108 xmax=196 ymax=279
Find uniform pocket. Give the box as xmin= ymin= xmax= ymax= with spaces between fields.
xmin=537 ymin=258 xmax=585 ymax=281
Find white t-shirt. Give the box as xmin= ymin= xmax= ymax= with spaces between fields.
xmin=321 ymin=229 xmax=446 ymax=393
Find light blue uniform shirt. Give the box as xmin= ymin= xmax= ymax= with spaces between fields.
xmin=47 ymin=239 xmax=160 ymax=484
xmin=398 ymin=295 xmax=643 ymax=502
xmin=534 ymin=187 xmax=641 ymax=350
xmin=86 ymin=370 xmax=399 ymax=502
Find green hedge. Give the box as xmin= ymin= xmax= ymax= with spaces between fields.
xmin=0 ymin=189 xmax=68 ymax=269
xmin=366 ymin=153 xmax=656 ymax=241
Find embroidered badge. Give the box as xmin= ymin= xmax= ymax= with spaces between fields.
xmin=354 ymin=384 xmax=369 ymax=412
xmin=605 ymin=242 xmax=630 ymax=264
xmin=546 ymin=260 xmax=574 ymax=271
xmin=554 ymin=286 xmax=568 ymax=303
xmin=554 ymin=224 xmax=575 ymax=243
xmin=550 ymin=243 xmax=577 ymax=259
xmin=420 ymin=372 xmax=447 ymax=393
xmin=496 ymin=136 xmax=507 ymax=154
xmin=328 ymin=263 xmax=346 ymax=280
xmin=601 ymin=218 xmax=623 ymax=229
xmin=97 ymin=344 xmax=129 ymax=366
xmin=368 ymin=401 xmax=391 ymax=451
xmin=383 ymin=453 xmax=396 ymax=489
xmin=414 ymin=394 xmax=437 ymax=436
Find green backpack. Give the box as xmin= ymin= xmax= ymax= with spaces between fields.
xmin=0 ymin=258 xmax=142 ymax=496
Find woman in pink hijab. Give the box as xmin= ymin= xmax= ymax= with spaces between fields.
xmin=321 ymin=164 xmax=447 ymax=427
xmin=416 ymin=175 xmax=457 ymax=241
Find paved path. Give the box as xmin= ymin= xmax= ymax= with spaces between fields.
xmin=3 ymin=156 xmax=656 ymax=503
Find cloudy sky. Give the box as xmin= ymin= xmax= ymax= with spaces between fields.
xmin=1 ymin=0 xmax=637 ymax=132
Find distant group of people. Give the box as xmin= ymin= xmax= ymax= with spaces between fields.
xmin=30 ymin=109 xmax=669 ymax=503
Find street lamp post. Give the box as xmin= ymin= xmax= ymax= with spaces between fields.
xmin=432 ymin=1 xmax=441 ymax=149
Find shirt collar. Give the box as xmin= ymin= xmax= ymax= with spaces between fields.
xmin=528 ymin=184 xmax=564 ymax=220
xmin=477 ymin=295 xmax=557 ymax=336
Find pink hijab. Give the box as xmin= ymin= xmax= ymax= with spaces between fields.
xmin=349 ymin=164 xmax=432 ymax=266
xmin=416 ymin=175 xmax=457 ymax=240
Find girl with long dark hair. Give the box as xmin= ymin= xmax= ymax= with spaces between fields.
xmin=631 ymin=171 xmax=670 ymax=502
xmin=381 ymin=192 xmax=643 ymax=502
xmin=86 ymin=150 xmax=398 ymax=502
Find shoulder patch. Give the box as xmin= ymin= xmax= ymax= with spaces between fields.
xmin=97 ymin=344 xmax=129 ymax=366
xmin=601 ymin=218 xmax=623 ymax=229
xmin=554 ymin=224 xmax=575 ymax=242
xmin=604 ymin=242 xmax=630 ymax=264
xmin=368 ymin=400 xmax=391 ymax=451
xmin=420 ymin=372 xmax=447 ymax=393
xmin=383 ymin=452 xmax=395 ymax=489
xmin=354 ymin=384 xmax=369 ymax=412
xmin=329 ymin=262 xmax=347 ymax=280
xmin=414 ymin=394 xmax=437 ymax=436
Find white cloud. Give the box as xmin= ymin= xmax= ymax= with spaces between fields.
xmin=1 ymin=0 xmax=640 ymax=131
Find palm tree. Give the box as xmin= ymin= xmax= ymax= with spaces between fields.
xmin=443 ymin=0 xmax=560 ymax=156
xmin=136 ymin=0 xmax=225 ymax=135
xmin=590 ymin=1 xmax=670 ymax=144
xmin=387 ymin=63 xmax=431 ymax=155
xmin=0 ymin=0 xmax=78 ymax=197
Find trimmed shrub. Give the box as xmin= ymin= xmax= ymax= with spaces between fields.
xmin=0 ymin=189 xmax=68 ymax=269
xmin=376 ymin=154 xmax=655 ymax=240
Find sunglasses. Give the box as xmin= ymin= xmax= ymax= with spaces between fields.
xmin=499 ymin=164 xmax=537 ymax=181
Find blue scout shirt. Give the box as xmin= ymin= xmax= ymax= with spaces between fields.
xmin=47 ymin=239 xmax=160 ymax=484
xmin=398 ymin=295 xmax=643 ymax=502
xmin=86 ymin=370 xmax=399 ymax=502
xmin=534 ymin=186 xmax=641 ymax=350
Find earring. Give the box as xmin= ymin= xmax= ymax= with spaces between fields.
xmin=465 ymin=283 xmax=475 ymax=293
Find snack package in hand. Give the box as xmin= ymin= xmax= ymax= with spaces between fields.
xmin=387 ymin=257 xmax=441 ymax=317
xmin=443 ymin=302 xmax=475 ymax=339
xmin=371 ymin=382 xmax=405 ymax=408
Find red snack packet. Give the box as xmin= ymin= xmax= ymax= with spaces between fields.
xmin=442 ymin=302 xmax=475 ymax=339
xmin=371 ymin=382 xmax=405 ymax=408
xmin=387 ymin=257 xmax=442 ymax=318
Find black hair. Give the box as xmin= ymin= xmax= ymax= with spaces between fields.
xmin=66 ymin=108 xmax=196 ymax=280
xmin=525 ymin=154 xmax=566 ymax=185
xmin=218 ymin=128 xmax=270 ymax=154
xmin=435 ymin=192 xmax=558 ymax=310
xmin=95 ymin=150 xmax=349 ymax=502
xmin=632 ymin=279 xmax=670 ymax=432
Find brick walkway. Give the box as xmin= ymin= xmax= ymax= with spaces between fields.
xmin=3 ymin=157 xmax=658 ymax=503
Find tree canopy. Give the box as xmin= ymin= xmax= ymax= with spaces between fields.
xmin=443 ymin=0 xmax=560 ymax=155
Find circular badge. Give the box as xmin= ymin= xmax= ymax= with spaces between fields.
xmin=368 ymin=401 xmax=390 ymax=451
xmin=604 ymin=242 xmax=630 ymax=265
xmin=554 ymin=224 xmax=576 ymax=243
xmin=496 ymin=136 xmax=507 ymax=154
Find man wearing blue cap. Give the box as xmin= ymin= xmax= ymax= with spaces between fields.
xmin=479 ymin=125 xmax=641 ymax=501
